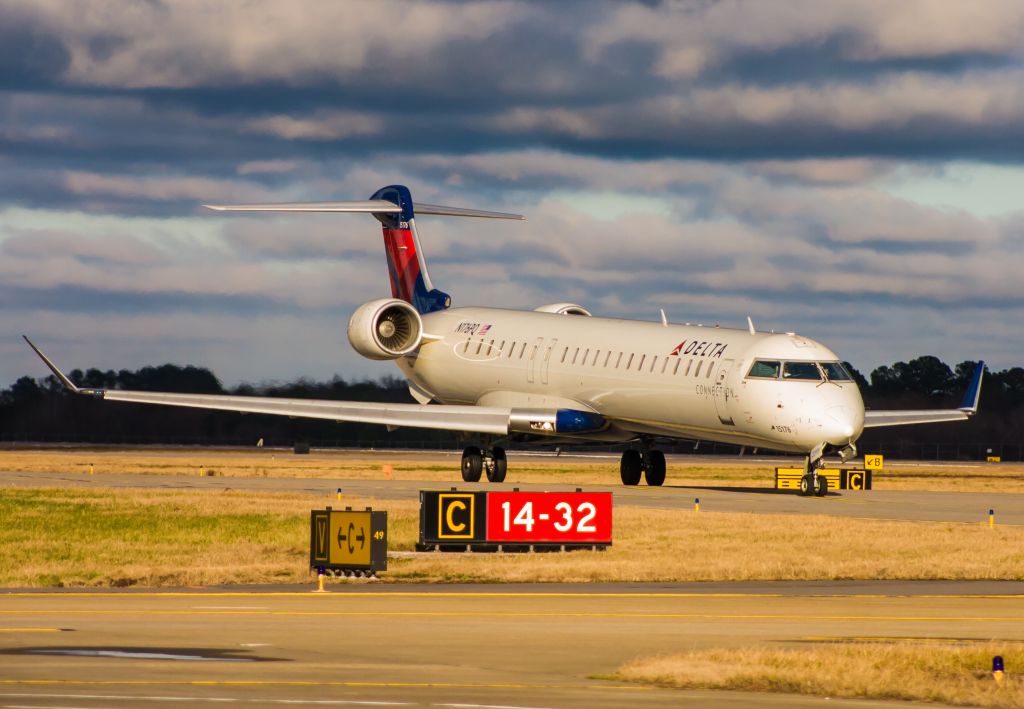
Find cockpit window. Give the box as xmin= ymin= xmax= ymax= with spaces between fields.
xmin=821 ymin=361 xmax=852 ymax=381
xmin=747 ymin=360 xmax=780 ymax=379
xmin=783 ymin=361 xmax=822 ymax=381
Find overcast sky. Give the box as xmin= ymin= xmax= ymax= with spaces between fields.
xmin=3 ymin=0 xmax=1023 ymax=387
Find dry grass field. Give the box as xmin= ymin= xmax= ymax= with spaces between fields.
xmin=2 ymin=446 xmax=1023 ymax=491
xmin=615 ymin=642 xmax=1023 ymax=708
xmin=1 ymin=486 xmax=1021 ymax=587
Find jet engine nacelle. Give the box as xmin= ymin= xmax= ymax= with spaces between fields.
xmin=347 ymin=298 xmax=424 ymax=360
xmin=534 ymin=303 xmax=592 ymax=316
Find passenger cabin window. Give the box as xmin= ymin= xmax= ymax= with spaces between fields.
xmin=694 ymin=361 xmax=702 ymax=377
xmin=673 ymin=359 xmax=681 ymax=375
xmin=705 ymin=361 xmax=715 ymax=378
xmin=747 ymin=360 xmax=781 ymax=379
xmin=821 ymin=361 xmax=852 ymax=381
xmin=783 ymin=362 xmax=822 ymax=381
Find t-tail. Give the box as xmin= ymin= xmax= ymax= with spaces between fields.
xmin=205 ymin=184 xmax=524 ymax=315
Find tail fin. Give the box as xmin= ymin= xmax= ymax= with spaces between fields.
xmin=205 ymin=185 xmax=524 ymax=315
xmin=370 ymin=185 xmax=451 ymax=314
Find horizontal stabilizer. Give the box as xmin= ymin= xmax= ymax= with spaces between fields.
xmin=204 ymin=200 xmax=524 ymax=220
xmin=204 ymin=200 xmax=401 ymax=213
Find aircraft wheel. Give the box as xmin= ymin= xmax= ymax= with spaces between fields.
xmin=814 ymin=474 xmax=828 ymax=496
xmin=645 ymin=450 xmax=666 ymax=486
xmin=461 ymin=446 xmax=483 ymax=482
xmin=620 ymin=450 xmax=643 ymax=486
xmin=487 ymin=447 xmax=507 ymax=483
xmin=799 ymin=474 xmax=814 ymax=496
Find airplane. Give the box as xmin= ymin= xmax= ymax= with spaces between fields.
xmin=24 ymin=184 xmax=985 ymax=496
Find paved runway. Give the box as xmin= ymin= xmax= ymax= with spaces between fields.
xmin=3 ymin=582 xmax=1022 ymax=708
xmin=0 ymin=465 xmax=1018 ymax=524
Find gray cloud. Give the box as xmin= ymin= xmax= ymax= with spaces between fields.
xmin=2 ymin=0 xmax=1023 ymax=385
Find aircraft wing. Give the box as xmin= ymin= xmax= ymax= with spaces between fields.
xmin=22 ymin=336 xmax=539 ymax=437
xmin=862 ymin=361 xmax=984 ymax=429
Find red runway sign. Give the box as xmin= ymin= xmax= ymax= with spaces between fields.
xmin=485 ymin=491 xmax=612 ymax=543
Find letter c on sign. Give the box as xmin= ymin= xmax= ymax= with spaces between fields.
xmin=446 ymin=500 xmax=467 ymax=532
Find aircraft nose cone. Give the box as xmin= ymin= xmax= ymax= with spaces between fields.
xmin=825 ymin=405 xmax=858 ymax=440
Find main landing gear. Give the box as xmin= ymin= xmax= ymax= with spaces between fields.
xmin=620 ymin=448 xmax=666 ymax=486
xmin=461 ymin=445 xmax=507 ymax=483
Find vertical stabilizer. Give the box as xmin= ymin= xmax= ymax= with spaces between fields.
xmin=370 ymin=185 xmax=452 ymax=315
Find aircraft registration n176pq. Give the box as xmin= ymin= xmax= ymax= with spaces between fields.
xmin=25 ymin=184 xmax=985 ymax=496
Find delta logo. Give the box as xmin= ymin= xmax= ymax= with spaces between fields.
xmin=668 ymin=341 xmax=728 ymax=358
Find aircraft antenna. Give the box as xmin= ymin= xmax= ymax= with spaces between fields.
xmin=660 ymin=309 xmax=668 ymax=327
xmin=747 ymin=316 xmax=756 ymax=335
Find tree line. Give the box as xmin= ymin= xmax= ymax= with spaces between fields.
xmin=2 ymin=356 xmax=1023 ymax=458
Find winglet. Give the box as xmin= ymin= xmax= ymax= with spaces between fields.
xmin=958 ymin=361 xmax=985 ymax=414
xmin=22 ymin=336 xmax=102 ymax=396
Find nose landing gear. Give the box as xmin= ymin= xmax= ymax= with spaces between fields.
xmin=619 ymin=446 xmax=666 ymax=486
xmin=799 ymin=446 xmax=829 ymax=497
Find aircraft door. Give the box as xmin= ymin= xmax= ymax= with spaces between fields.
xmin=526 ymin=337 xmax=543 ymax=384
xmin=714 ymin=358 xmax=736 ymax=425
xmin=541 ymin=338 xmax=557 ymax=384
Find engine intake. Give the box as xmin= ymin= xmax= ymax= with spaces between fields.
xmin=347 ymin=298 xmax=424 ymax=360
xmin=534 ymin=303 xmax=592 ymax=316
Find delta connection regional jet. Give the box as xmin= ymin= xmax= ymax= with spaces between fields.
xmin=25 ymin=185 xmax=985 ymax=496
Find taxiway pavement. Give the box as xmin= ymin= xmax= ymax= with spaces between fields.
xmin=3 ymin=582 xmax=1022 ymax=708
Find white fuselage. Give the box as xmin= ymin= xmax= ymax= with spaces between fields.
xmin=396 ymin=307 xmax=865 ymax=454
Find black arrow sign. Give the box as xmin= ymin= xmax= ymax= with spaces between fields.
xmin=356 ymin=528 xmax=366 ymax=549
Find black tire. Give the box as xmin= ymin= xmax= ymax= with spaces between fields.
xmin=814 ymin=474 xmax=828 ymax=496
xmin=620 ymin=450 xmax=643 ymax=486
xmin=461 ymin=446 xmax=483 ymax=482
xmin=487 ymin=447 xmax=507 ymax=483
xmin=645 ymin=450 xmax=666 ymax=486
xmin=799 ymin=474 xmax=813 ymax=496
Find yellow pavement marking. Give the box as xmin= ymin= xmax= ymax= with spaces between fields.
xmin=0 ymin=680 xmax=650 ymax=691
xmin=0 ymin=628 xmax=62 ymax=633
xmin=3 ymin=591 xmax=1023 ymax=598
xmin=1 ymin=609 xmax=1021 ymax=621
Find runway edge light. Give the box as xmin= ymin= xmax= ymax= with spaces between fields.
xmin=993 ymin=655 xmax=1004 ymax=684
xmin=989 ymin=509 xmax=995 ymax=528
